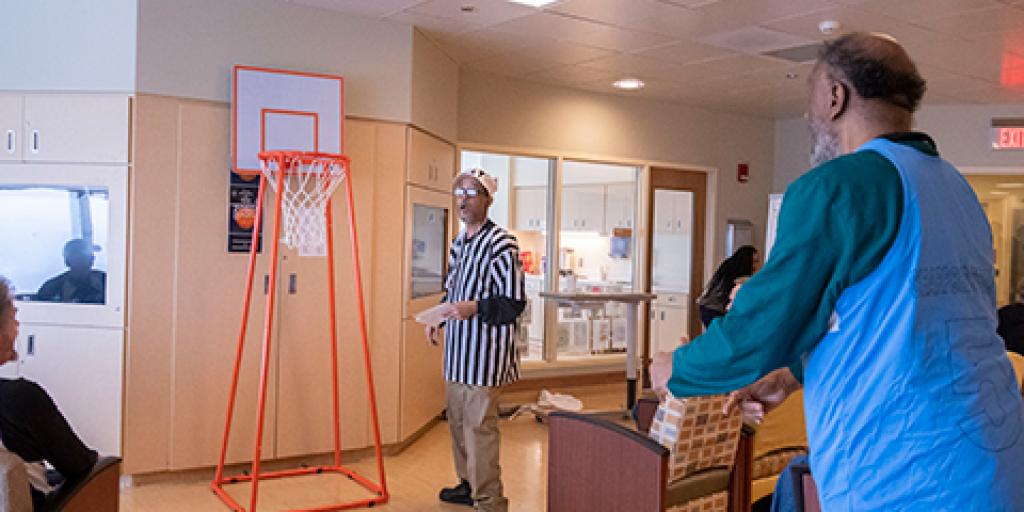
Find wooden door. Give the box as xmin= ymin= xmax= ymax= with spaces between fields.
xmin=643 ymin=168 xmax=706 ymax=377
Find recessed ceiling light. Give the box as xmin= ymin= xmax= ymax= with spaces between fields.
xmin=991 ymin=190 xmax=1009 ymax=195
xmin=785 ymin=72 xmax=800 ymax=79
xmin=996 ymin=182 xmax=1024 ymax=189
xmin=508 ymin=0 xmax=559 ymax=7
xmin=613 ymin=78 xmax=645 ymax=90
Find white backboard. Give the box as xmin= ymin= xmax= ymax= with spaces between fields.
xmin=233 ymin=66 xmax=344 ymax=174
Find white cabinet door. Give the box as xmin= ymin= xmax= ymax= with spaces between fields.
xmin=672 ymin=192 xmax=693 ymax=235
xmin=654 ymin=306 xmax=687 ymax=352
xmin=16 ymin=324 xmax=123 ymax=457
xmin=0 ymin=95 xmax=21 ymax=161
xmin=514 ymin=187 xmax=546 ymax=231
xmin=562 ymin=185 xmax=604 ymax=231
xmin=23 ymin=94 xmax=129 ymax=163
xmin=575 ymin=186 xmax=605 ymax=232
xmin=604 ymin=183 xmax=635 ymax=233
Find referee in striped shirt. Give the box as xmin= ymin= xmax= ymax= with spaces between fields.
xmin=426 ymin=168 xmax=525 ymax=511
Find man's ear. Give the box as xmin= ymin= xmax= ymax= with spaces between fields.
xmin=830 ymin=80 xmax=849 ymax=121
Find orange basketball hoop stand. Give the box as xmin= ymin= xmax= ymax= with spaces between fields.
xmin=211 ymin=151 xmax=388 ymax=511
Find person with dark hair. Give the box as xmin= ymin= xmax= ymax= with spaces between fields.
xmin=998 ymin=282 xmax=1024 ymax=356
xmin=651 ymin=32 xmax=1024 ymax=510
xmin=35 ymin=239 xmax=106 ymax=304
xmin=697 ymin=245 xmax=758 ymax=328
xmin=0 ymin=276 xmax=98 ymax=509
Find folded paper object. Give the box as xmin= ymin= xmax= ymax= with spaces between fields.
xmin=415 ymin=303 xmax=449 ymax=326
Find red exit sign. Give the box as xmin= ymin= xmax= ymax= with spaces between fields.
xmin=992 ymin=126 xmax=1024 ymax=150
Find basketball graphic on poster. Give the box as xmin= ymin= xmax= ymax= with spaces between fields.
xmin=233 ymin=205 xmax=257 ymax=230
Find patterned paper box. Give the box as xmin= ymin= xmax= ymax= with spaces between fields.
xmin=647 ymin=394 xmax=742 ymax=483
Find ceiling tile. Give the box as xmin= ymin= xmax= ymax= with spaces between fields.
xmin=386 ymin=10 xmax=486 ymax=35
xmin=547 ymin=0 xmax=670 ymax=25
xmin=285 ymin=0 xmax=423 ymax=18
xmin=406 ymin=0 xmax=536 ymax=26
xmin=673 ymin=54 xmax=790 ymax=79
xmin=631 ymin=40 xmax=736 ymax=66
xmin=525 ymin=65 xmax=623 ymax=86
xmin=693 ymin=0 xmax=840 ymax=28
xmin=697 ymin=27 xmax=816 ymax=54
xmin=853 ymin=0 xmax=1002 ymax=22
xmin=490 ymin=12 xmax=674 ymax=52
xmin=911 ymin=5 xmax=1024 ymax=39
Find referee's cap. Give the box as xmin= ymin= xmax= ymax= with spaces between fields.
xmin=455 ymin=168 xmax=498 ymax=197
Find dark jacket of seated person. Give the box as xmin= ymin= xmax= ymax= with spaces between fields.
xmin=0 ymin=276 xmax=98 ymax=509
xmin=35 ymin=239 xmax=106 ymax=304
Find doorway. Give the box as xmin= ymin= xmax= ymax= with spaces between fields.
xmin=644 ymin=167 xmax=707 ymax=373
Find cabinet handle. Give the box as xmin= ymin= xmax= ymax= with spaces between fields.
xmin=31 ymin=130 xmax=39 ymax=154
xmin=661 ymin=311 xmax=665 ymax=321
xmin=263 ymin=274 xmax=269 ymax=295
xmin=5 ymin=130 xmax=13 ymax=154
xmin=27 ymin=334 xmax=35 ymax=356
xmin=288 ymin=273 xmax=297 ymax=294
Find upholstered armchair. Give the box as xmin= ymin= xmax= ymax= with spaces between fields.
xmin=0 ymin=452 xmax=120 ymax=512
xmin=548 ymin=394 xmax=746 ymax=512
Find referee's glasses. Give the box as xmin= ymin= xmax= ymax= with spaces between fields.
xmin=454 ymin=187 xmax=486 ymax=198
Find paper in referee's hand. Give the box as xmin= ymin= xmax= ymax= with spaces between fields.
xmin=415 ymin=304 xmax=450 ymax=327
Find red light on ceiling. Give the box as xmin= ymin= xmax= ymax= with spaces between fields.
xmin=1000 ymin=53 xmax=1024 ymax=87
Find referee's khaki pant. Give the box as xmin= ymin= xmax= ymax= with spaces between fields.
xmin=445 ymin=381 xmax=508 ymax=512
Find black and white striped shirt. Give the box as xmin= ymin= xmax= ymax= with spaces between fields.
xmin=443 ymin=220 xmax=526 ymax=387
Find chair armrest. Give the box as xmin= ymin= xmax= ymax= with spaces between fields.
xmin=549 ymin=412 xmax=668 ymax=512
xmin=0 ymin=451 xmax=31 ymax=512
xmin=43 ymin=456 xmax=121 ymax=512
xmin=727 ymin=424 xmax=755 ymax=512
xmin=635 ymin=395 xmax=660 ymax=433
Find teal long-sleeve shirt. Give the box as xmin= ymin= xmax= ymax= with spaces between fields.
xmin=667 ymin=134 xmax=938 ymax=397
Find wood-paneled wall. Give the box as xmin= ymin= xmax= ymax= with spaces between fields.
xmin=124 ymin=95 xmax=425 ymax=475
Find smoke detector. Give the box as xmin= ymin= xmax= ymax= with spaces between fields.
xmin=818 ymin=20 xmax=841 ymax=35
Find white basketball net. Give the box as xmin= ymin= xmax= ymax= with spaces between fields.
xmin=258 ymin=153 xmax=347 ymax=257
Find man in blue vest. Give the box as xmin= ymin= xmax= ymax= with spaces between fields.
xmin=650 ymin=32 xmax=1024 ymax=510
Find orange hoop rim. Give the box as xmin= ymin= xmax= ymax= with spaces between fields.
xmin=258 ymin=150 xmax=350 ymax=173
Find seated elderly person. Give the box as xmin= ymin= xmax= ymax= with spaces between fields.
xmin=35 ymin=239 xmax=106 ymax=304
xmin=0 ymin=276 xmax=98 ymax=509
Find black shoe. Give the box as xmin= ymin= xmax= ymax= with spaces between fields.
xmin=439 ymin=479 xmax=473 ymax=506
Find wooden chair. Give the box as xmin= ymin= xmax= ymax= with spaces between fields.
xmin=548 ymin=394 xmax=745 ymax=512
xmin=42 ymin=456 xmax=121 ymax=512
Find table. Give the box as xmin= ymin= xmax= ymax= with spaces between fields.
xmin=540 ymin=291 xmax=656 ymax=412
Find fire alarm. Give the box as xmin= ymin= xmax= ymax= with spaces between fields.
xmin=738 ymin=163 xmax=750 ymax=183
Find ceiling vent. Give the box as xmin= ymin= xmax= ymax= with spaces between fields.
xmin=763 ymin=43 xmax=825 ymax=63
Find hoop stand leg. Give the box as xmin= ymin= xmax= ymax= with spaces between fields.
xmin=213 ymin=176 xmax=266 ymax=490
xmin=248 ymin=169 xmax=288 ymax=511
xmin=324 ymin=194 xmax=342 ymax=468
xmin=343 ymin=168 xmax=388 ymax=495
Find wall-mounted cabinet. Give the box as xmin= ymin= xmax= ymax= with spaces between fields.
xmin=561 ymin=185 xmax=605 ymax=232
xmin=0 ymin=94 xmax=130 ymax=164
xmin=604 ymin=183 xmax=636 ymax=232
xmin=654 ymin=190 xmax=692 ymax=235
xmin=408 ymin=126 xmax=455 ymax=192
xmin=513 ymin=187 xmax=547 ymax=231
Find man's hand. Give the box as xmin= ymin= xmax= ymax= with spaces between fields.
xmin=425 ymin=324 xmax=443 ymax=346
xmin=448 ymin=301 xmax=478 ymax=320
xmin=722 ymin=368 xmax=801 ymax=424
xmin=649 ymin=351 xmax=675 ymax=399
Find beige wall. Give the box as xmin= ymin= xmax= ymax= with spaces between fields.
xmin=1 ymin=0 xmax=136 ymax=92
xmin=773 ymin=103 xmax=1024 ymax=192
xmin=411 ymin=30 xmax=459 ymax=142
xmin=125 ymin=95 xmax=392 ymax=474
xmin=137 ymin=0 xmax=415 ymax=122
xmin=458 ymin=69 xmax=775 ymax=264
